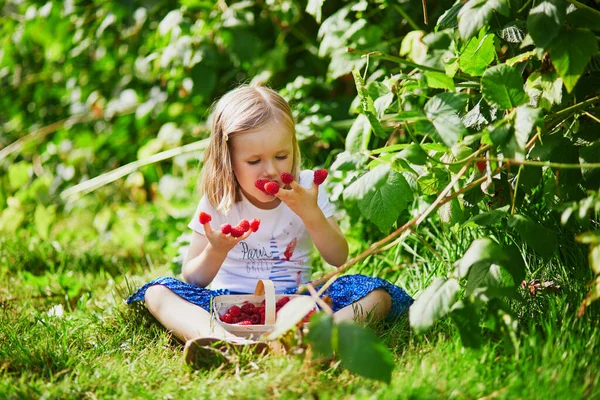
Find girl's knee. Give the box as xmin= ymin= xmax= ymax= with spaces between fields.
xmin=144 ymin=285 xmax=171 ymax=313
xmin=372 ymin=289 xmax=392 ymax=313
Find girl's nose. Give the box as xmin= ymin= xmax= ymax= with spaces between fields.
xmin=263 ymin=160 xmax=278 ymax=178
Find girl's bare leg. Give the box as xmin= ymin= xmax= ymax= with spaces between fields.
xmin=332 ymin=289 xmax=392 ymax=323
xmin=144 ymin=285 xmax=242 ymax=343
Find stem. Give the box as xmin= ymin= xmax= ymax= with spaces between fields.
xmin=60 ymin=138 xmax=210 ymax=200
xmin=0 ymin=114 xmax=89 ymax=161
xmin=511 ymin=165 xmax=523 ymax=215
xmin=549 ymin=96 xmax=600 ymax=120
xmin=568 ymin=0 xmax=600 ymax=18
xmin=480 ymin=157 xmax=600 ymax=169
xmin=393 ymin=4 xmax=420 ymax=30
xmin=422 ymin=0 xmax=429 ymax=25
xmin=299 ymin=160 xmax=473 ymax=294
xmin=347 ymin=47 xmax=445 ymax=74
xmin=305 ymin=284 xmax=334 ymax=315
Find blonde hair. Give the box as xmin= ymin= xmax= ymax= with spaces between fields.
xmin=200 ymin=85 xmax=301 ymax=215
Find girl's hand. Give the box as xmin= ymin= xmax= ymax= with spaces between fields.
xmin=275 ymin=179 xmax=322 ymax=224
xmin=201 ymin=220 xmax=253 ymax=254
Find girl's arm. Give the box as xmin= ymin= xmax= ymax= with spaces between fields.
xmin=182 ymin=232 xmax=227 ymax=287
xmin=303 ymin=214 xmax=349 ymax=267
xmin=182 ymin=224 xmax=253 ymax=287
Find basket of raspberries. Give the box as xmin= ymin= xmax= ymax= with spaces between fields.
xmin=212 ymin=279 xmax=315 ymax=339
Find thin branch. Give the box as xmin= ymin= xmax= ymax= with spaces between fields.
xmin=299 ymin=160 xmax=473 ymax=295
xmin=60 ymin=138 xmax=209 ymax=200
xmin=480 ymin=157 xmax=600 ymax=170
xmin=0 ymin=114 xmax=89 ymax=161
xmin=393 ymin=4 xmax=420 ymax=30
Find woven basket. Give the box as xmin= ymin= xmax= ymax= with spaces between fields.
xmin=212 ymin=279 xmax=303 ymax=339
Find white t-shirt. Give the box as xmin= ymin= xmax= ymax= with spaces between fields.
xmin=188 ymin=170 xmax=335 ymax=293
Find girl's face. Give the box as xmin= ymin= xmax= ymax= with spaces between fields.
xmin=229 ymin=118 xmax=295 ymax=210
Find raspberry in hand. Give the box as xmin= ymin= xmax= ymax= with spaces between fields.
xmin=280 ymin=172 xmax=294 ymax=184
xmin=250 ymin=218 xmax=261 ymax=232
xmin=199 ymin=212 xmax=212 ymax=224
xmin=313 ymin=169 xmax=328 ymax=185
xmin=220 ymin=223 xmax=232 ymax=235
xmin=264 ymin=181 xmax=280 ymax=194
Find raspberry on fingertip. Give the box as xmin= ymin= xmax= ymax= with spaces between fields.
xmin=199 ymin=212 xmax=212 ymax=224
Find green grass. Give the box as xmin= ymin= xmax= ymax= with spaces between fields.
xmin=1 ymin=233 xmax=599 ymax=399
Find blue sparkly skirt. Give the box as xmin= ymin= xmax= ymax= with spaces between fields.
xmin=127 ymin=274 xmax=413 ymax=319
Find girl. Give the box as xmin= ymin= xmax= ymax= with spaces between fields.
xmin=127 ymin=85 xmax=413 ymax=364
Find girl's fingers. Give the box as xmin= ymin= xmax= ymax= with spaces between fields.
xmin=204 ymin=222 xmax=214 ymax=235
xmin=288 ymin=180 xmax=301 ymax=191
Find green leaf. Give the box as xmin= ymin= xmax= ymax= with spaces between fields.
xmin=450 ymin=300 xmax=483 ymax=348
xmin=459 ymin=32 xmax=496 ymax=76
xmin=527 ymin=0 xmax=566 ymax=49
xmin=345 ymin=114 xmax=371 ymax=153
xmin=566 ymin=8 xmax=600 ymax=30
xmin=424 ymin=92 xmax=468 ymax=147
xmin=458 ymin=0 xmax=510 ymax=40
xmin=455 ymin=238 xmax=509 ymax=279
xmin=398 ymin=143 xmax=428 ymax=165
xmin=465 ymin=263 xmax=513 ymax=296
xmin=508 ymin=215 xmax=558 ymax=259
xmin=549 ymin=28 xmax=599 ymax=93
xmin=343 ymin=164 xmax=413 ymax=231
xmin=590 ymin=245 xmax=600 ymax=275
xmin=424 ymin=71 xmax=455 ymax=90
xmin=410 ymin=278 xmax=460 ymax=333
xmin=34 ymin=204 xmax=57 ymax=240
xmin=525 ymin=71 xmax=563 ymax=110
xmin=463 ymin=208 xmax=508 ymax=227
xmin=481 ymin=64 xmax=528 ymax=109
xmin=352 ymin=70 xmax=387 ymax=139
xmin=306 ymin=313 xmax=334 ymax=359
xmin=513 ymin=105 xmax=541 ymax=151
xmin=8 ymin=162 xmax=32 ymax=190
xmin=0 ymin=199 xmax=25 ymax=234
xmin=337 ymin=322 xmax=395 ymax=383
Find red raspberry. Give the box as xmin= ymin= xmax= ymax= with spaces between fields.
xmin=239 ymin=313 xmax=250 ymax=321
xmin=313 ymin=169 xmax=328 ymax=185
xmin=276 ymin=296 xmax=290 ymax=308
xmin=220 ymin=223 xmax=232 ymax=235
xmin=255 ymin=179 xmax=269 ymax=193
xmin=250 ymin=218 xmax=261 ymax=232
xmin=476 ymin=161 xmax=486 ymax=174
xmin=260 ymin=315 xmax=265 ymax=324
xmin=220 ymin=313 xmax=233 ymax=324
xmin=280 ymin=172 xmax=294 ymax=184
xmin=241 ymin=303 xmax=256 ymax=314
xmin=231 ymin=226 xmax=245 ymax=238
xmin=199 ymin=212 xmax=212 ymax=224
xmin=231 ymin=316 xmax=240 ymax=324
xmin=264 ymin=181 xmax=280 ymax=195
xmin=237 ymin=320 xmax=253 ymax=325
xmin=228 ymin=305 xmax=241 ymax=317
xmin=237 ymin=219 xmax=250 ymax=232
xmin=251 ymin=314 xmax=260 ymax=324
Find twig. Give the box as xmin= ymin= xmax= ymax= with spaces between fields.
xmin=393 ymin=4 xmax=420 ymax=30
xmin=305 ymin=283 xmax=334 ymax=315
xmin=298 ymin=160 xmax=473 ymax=295
xmin=60 ymin=138 xmax=209 ymax=200
xmin=0 ymin=114 xmax=89 ymax=161
xmin=479 ymin=157 xmax=600 ymax=170
xmin=422 ymin=0 xmax=429 ymax=25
